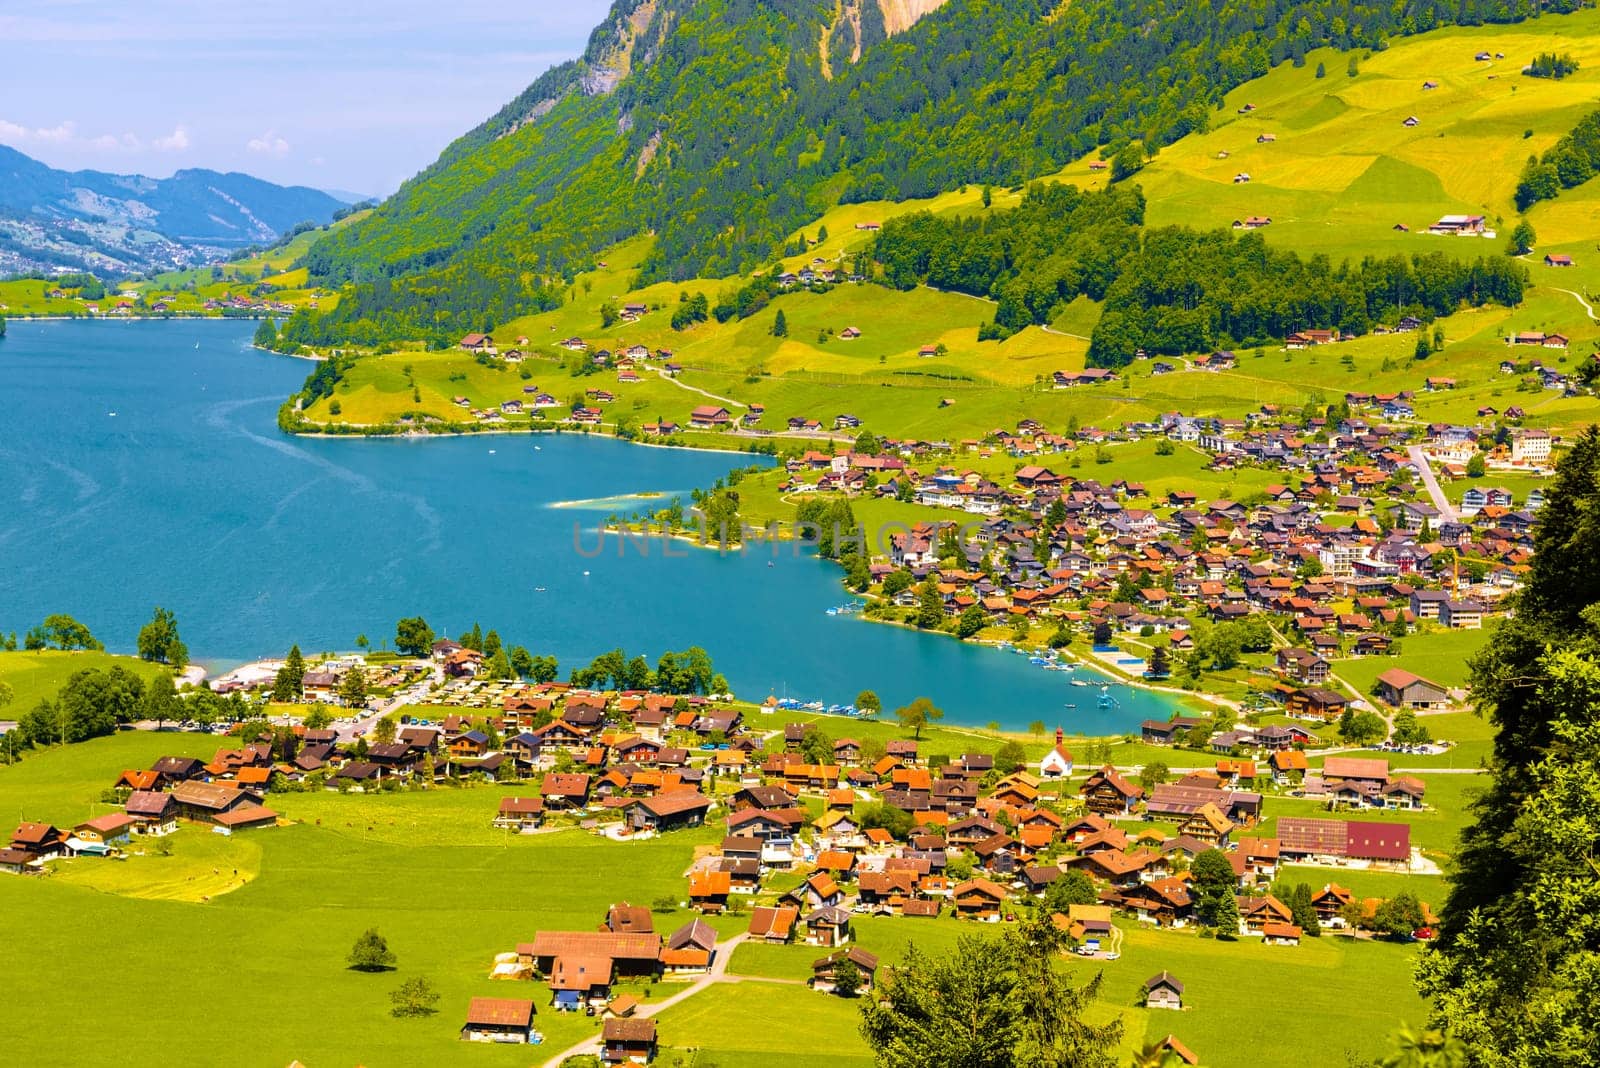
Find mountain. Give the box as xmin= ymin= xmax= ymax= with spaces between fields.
xmin=0 ymin=144 xmax=347 ymax=276
xmin=296 ymin=0 xmax=1584 ymax=345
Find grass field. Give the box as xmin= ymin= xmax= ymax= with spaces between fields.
xmin=1331 ymin=626 xmax=1493 ymax=697
xmin=0 ymin=650 xmax=169 ymax=723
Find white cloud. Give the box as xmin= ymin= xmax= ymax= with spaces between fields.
xmin=0 ymin=118 xmax=150 ymax=153
xmin=34 ymin=121 xmax=76 ymax=142
xmin=246 ymin=130 xmax=290 ymax=156
xmin=153 ymin=125 xmax=190 ymax=150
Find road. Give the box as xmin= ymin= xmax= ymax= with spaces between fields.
xmin=1407 ymin=445 xmax=1458 ymax=522
xmin=1549 ymin=286 xmax=1597 ymax=321
xmin=651 ymin=367 xmax=746 ymax=409
xmin=538 ymin=933 xmax=751 ymax=1068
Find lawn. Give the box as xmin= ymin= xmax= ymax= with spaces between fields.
xmin=0 ymin=649 xmax=169 ymax=717
xmin=1276 ymin=863 xmax=1449 ymax=907
xmin=1086 ymin=922 xmax=1428 ymax=1065
xmin=0 ymin=724 xmax=211 ymax=822
xmin=1330 ymin=626 xmax=1494 ymax=697
xmin=654 ymin=978 xmax=876 ymax=1067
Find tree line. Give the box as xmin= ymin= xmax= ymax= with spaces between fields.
xmin=1516 ymin=106 xmax=1600 ymax=210
xmin=865 ymin=189 xmax=1525 ymax=362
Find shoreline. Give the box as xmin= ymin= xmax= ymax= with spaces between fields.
xmin=289 ymin=421 xmax=767 ymax=457
xmin=593 ymin=518 xmax=1225 ymax=717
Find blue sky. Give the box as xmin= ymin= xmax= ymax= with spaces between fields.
xmin=0 ymin=1 xmax=615 ymax=196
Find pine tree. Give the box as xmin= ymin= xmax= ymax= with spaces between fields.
xmin=772 ymin=309 xmax=788 ymax=337
xmin=272 ymin=645 xmax=305 ymax=703
xmin=1213 ymin=891 xmax=1241 ymax=939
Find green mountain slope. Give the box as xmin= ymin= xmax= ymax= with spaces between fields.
xmin=301 ymin=0 xmax=1584 ymax=345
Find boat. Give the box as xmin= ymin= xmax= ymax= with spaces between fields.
xmin=488 ymin=449 xmax=496 ymax=454
xmin=1028 ymin=656 xmax=1051 ymax=666
xmin=1070 ymin=679 xmax=1089 ymax=687
xmin=534 ymin=586 xmax=547 ymax=593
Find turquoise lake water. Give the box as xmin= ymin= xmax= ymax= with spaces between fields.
xmin=0 ymin=318 xmax=1189 ymax=732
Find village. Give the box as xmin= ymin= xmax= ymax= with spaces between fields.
xmin=0 ymin=623 xmax=1460 ymax=1066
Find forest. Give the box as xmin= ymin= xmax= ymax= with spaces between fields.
xmin=870 ymin=183 xmax=1145 ymax=335
xmin=294 ymin=0 xmax=1580 ymax=345
xmin=1515 ymin=106 xmax=1600 ymax=210
xmin=864 ymin=186 xmax=1526 ymax=362
xmin=1088 ymin=230 xmax=1527 ymax=364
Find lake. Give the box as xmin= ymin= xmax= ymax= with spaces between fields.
xmin=1 ymin=318 xmax=1191 ymax=732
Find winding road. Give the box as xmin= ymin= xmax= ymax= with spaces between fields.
xmin=651 ymin=367 xmax=746 ymax=409
xmin=1548 ymin=286 xmax=1598 ymax=321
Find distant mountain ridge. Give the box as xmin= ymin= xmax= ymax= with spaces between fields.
xmin=0 ymin=144 xmax=346 ymax=275
xmin=294 ymin=0 xmax=1585 ymax=346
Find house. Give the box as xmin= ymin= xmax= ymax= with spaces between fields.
xmin=541 ymin=773 xmax=593 ymax=809
xmin=1232 ymin=216 xmax=1272 ymax=229
xmin=1038 ymin=728 xmax=1073 ymax=778
xmin=748 ymin=905 xmax=799 ymax=943
xmin=952 ymin=877 xmax=1010 ymax=920
xmin=1545 ymin=254 xmax=1574 ymax=267
xmin=839 ymin=327 xmax=862 ymax=340
xmin=804 ymin=906 xmax=853 ymax=946
xmin=1374 ymin=669 xmax=1450 ymax=711
xmin=1119 ymin=877 xmax=1195 ymax=927
xmin=11 ymin=822 xmax=67 ymax=859
xmin=602 ymin=1018 xmax=657 ymax=1064
xmin=1428 ymin=214 xmax=1485 ymax=235
xmin=1263 ymin=921 xmax=1303 ymax=945
xmin=73 ymin=813 xmax=136 ymax=847
xmin=688 ymin=405 xmax=732 ymax=429
xmin=170 ymin=781 xmax=260 ymax=824
xmin=660 ymin=918 xmax=717 ymax=977
xmin=1080 ymin=766 xmax=1142 ymax=815
xmin=212 ymin=805 xmax=278 ymax=832
xmin=624 ymin=791 xmax=712 ymax=833
xmin=689 ymin=869 xmax=732 ymax=912
xmin=1510 ymin=428 xmax=1552 ymax=465
xmin=1439 ymin=599 xmax=1485 ymax=630
xmin=459 ymin=333 xmax=496 ymax=355
xmin=460 ymin=997 xmax=536 ymax=1043
xmin=494 ymin=796 xmax=546 ymax=831
xmin=1145 ymin=972 xmax=1184 ymax=1010
xmin=811 ymin=947 xmax=879 ymax=994
xmin=125 ymin=790 xmax=178 ymax=834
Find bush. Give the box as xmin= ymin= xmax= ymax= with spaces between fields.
xmin=390 ymin=976 xmax=440 ymax=1017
